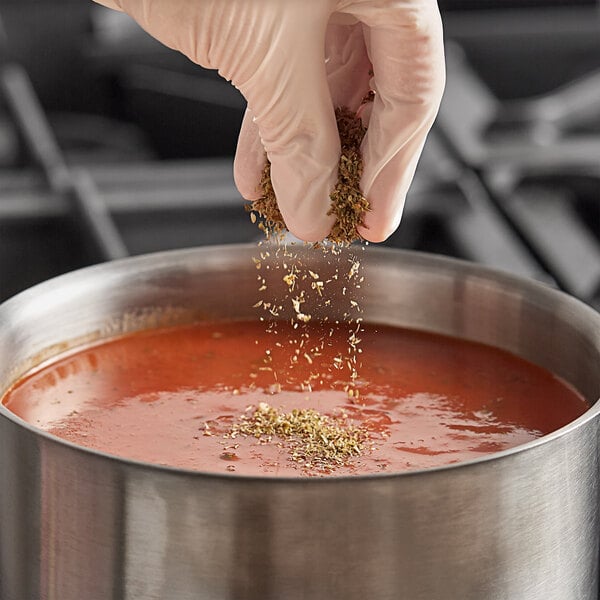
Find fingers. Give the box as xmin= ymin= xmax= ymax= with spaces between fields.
xmin=357 ymin=136 xmax=426 ymax=242
xmin=236 ymin=19 xmax=373 ymax=229
xmin=340 ymin=1 xmax=446 ymax=242
xmin=99 ymin=0 xmax=441 ymax=243
xmin=236 ymin=4 xmax=340 ymax=242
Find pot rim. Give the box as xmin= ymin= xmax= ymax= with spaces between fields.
xmin=1 ymin=244 xmax=599 ymax=484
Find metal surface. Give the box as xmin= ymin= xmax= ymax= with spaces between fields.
xmin=0 ymin=245 xmax=599 ymax=600
xmin=436 ymin=44 xmax=600 ymax=309
xmin=0 ymin=62 xmax=128 ymax=261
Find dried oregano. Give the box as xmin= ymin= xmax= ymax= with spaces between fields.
xmin=247 ymin=107 xmax=370 ymax=245
xmin=228 ymin=402 xmax=366 ymax=470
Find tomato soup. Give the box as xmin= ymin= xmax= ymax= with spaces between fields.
xmin=2 ymin=320 xmax=588 ymax=477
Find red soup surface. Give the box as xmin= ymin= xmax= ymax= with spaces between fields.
xmin=2 ymin=320 xmax=588 ymax=477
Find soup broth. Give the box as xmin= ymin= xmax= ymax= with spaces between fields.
xmin=2 ymin=320 xmax=588 ymax=477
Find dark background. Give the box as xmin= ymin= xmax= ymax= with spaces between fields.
xmin=1 ymin=1 xmax=599 ymax=308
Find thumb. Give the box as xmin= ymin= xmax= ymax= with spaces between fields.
xmin=235 ymin=4 xmax=339 ymax=242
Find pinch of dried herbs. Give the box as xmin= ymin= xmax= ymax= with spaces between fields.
xmin=247 ymin=106 xmax=370 ymax=245
xmin=327 ymin=108 xmax=370 ymax=245
xmin=228 ymin=402 xmax=366 ymax=470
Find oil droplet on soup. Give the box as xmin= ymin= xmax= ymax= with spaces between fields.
xmin=2 ymin=321 xmax=589 ymax=477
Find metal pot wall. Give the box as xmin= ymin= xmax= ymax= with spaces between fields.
xmin=0 ymin=245 xmax=599 ymax=600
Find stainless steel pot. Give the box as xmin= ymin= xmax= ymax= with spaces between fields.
xmin=0 ymin=245 xmax=599 ymax=600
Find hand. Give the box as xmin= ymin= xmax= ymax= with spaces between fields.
xmin=93 ymin=0 xmax=445 ymax=242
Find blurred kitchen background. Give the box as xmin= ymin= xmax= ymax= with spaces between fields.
xmin=0 ymin=1 xmax=599 ymax=309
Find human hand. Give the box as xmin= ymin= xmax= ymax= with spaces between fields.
xmin=93 ymin=0 xmax=445 ymax=242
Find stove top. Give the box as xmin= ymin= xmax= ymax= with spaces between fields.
xmin=0 ymin=3 xmax=599 ymax=310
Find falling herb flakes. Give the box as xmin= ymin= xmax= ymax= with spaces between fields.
xmin=247 ymin=106 xmax=370 ymax=245
xmin=242 ymin=107 xmax=370 ymax=459
xmin=250 ymin=243 xmax=365 ymax=393
xmin=227 ymin=402 xmax=366 ymax=472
